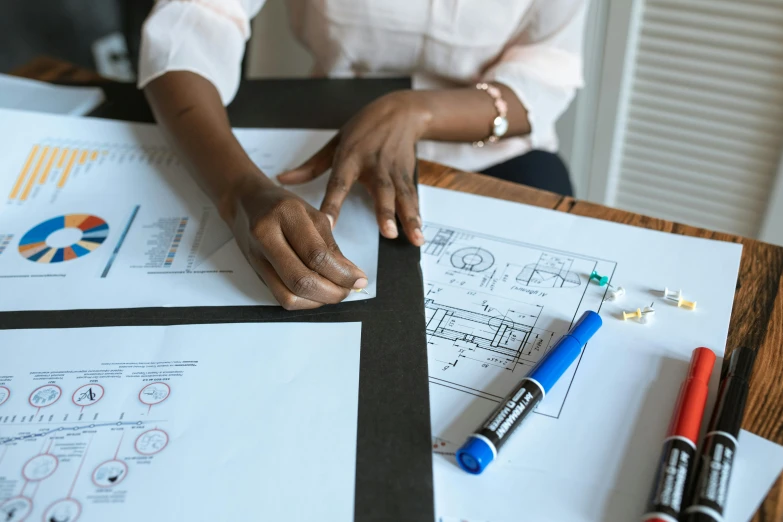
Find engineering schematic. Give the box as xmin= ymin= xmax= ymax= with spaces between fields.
xmin=421 ymin=223 xmax=618 ymax=432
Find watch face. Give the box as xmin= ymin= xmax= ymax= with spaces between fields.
xmin=493 ymin=116 xmax=509 ymax=137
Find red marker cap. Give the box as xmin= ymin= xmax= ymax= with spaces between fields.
xmin=667 ymin=347 xmax=716 ymax=444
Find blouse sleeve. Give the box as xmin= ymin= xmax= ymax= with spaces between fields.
xmin=137 ymin=0 xmax=266 ymax=105
xmin=481 ymin=0 xmax=587 ymax=149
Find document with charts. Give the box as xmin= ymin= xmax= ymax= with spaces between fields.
xmin=418 ymin=186 xmax=752 ymax=521
xmin=0 ymin=109 xmax=377 ymax=311
xmin=0 ymin=322 xmax=362 ymax=522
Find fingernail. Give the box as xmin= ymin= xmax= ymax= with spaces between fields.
xmin=384 ymin=219 xmax=398 ymax=238
xmin=354 ymin=277 xmax=368 ymax=289
xmin=417 ymin=215 xmax=422 ymax=227
xmin=412 ymin=228 xmax=424 ymax=245
xmin=326 ymin=214 xmax=335 ymax=229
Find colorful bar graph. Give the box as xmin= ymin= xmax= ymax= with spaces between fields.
xmin=57 ymin=149 xmax=79 ymax=189
xmin=57 ymin=148 xmax=70 ymax=168
xmin=0 ymin=234 xmax=13 ymax=258
xmin=40 ymin=146 xmax=60 ymax=185
xmin=10 ymin=144 xmax=106 ymax=199
xmin=164 ymin=218 xmax=189 ymax=267
xmin=9 ymin=145 xmax=39 ymax=200
xmin=20 ymin=146 xmax=50 ymax=201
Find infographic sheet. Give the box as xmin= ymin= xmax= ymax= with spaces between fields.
xmin=0 ymin=322 xmax=362 ymax=521
xmin=0 ymin=109 xmax=378 ymax=310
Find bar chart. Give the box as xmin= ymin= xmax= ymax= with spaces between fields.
xmin=6 ymin=142 xmax=176 ymax=205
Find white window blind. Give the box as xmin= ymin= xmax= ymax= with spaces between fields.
xmin=613 ymin=0 xmax=783 ymax=237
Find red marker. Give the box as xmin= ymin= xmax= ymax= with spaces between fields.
xmin=643 ymin=347 xmax=716 ymax=522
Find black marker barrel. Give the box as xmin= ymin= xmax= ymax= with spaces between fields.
xmin=684 ymin=347 xmax=757 ymax=522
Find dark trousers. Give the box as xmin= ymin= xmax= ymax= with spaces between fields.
xmin=480 ymin=150 xmax=573 ymax=197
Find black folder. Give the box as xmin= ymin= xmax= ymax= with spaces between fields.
xmin=0 ymin=78 xmax=434 ymax=522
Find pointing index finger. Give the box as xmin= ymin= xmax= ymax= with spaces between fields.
xmin=320 ymin=155 xmax=360 ymax=225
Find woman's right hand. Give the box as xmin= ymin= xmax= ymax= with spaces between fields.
xmin=228 ymin=174 xmax=368 ymax=310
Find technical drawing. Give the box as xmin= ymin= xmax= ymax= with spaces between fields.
xmin=138 ymin=382 xmax=170 ymax=406
xmin=22 ymin=453 xmax=59 ymax=481
xmin=423 ymin=228 xmax=453 ymax=256
xmin=425 ymin=298 xmax=548 ymax=364
xmin=0 ymin=386 xmax=9 ymax=406
xmin=516 ymin=253 xmax=581 ymax=288
xmin=449 ymin=247 xmax=495 ymax=273
xmin=0 ymin=497 xmax=32 ymax=522
xmin=29 ymin=384 xmax=62 ymax=408
xmin=42 ymin=498 xmax=81 ymax=522
xmin=421 ymin=222 xmax=618 ymax=423
xmin=93 ymin=460 xmax=128 ymax=487
xmin=135 ymin=429 xmax=169 ymax=455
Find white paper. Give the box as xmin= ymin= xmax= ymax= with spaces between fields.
xmin=419 ymin=186 xmax=749 ymax=521
xmin=725 ymin=430 xmax=783 ymax=522
xmin=433 ymin=429 xmax=783 ymax=522
xmin=0 ymin=74 xmax=104 ymax=116
xmin=0 ymin=322 xmax=362 ymax=521
xmin=0 ymin=109 xmax=378 ymax=310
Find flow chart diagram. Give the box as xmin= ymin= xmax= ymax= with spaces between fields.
xmin=0 ymin=374 xmax=175 ymax=522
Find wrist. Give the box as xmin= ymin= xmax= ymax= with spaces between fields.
xmin=383 ymin=90 xmax=434 ymax=140
xmin=218 ymin=168 xmax=274 ymax=227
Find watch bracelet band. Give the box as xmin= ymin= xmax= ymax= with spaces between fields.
xmin=473 ymin=82 xmax=509 ymax=148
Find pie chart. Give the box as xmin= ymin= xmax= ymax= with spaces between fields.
xmin=18 ymin=214 xmax=109 ymax=263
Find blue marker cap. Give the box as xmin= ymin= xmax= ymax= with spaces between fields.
xmin=456 ymin=436 xmax=495 ymax=474
xmin=529 ymin=310 xmax=602 ymax=393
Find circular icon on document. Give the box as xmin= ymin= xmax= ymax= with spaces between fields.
xmin=0 ymin=496 xmax=33 ymax=522
xmin=71 ymin=383 xmax=105 ymax=408
xmin=135 ymin=429 xmax=169 ymax=455
xmin=138 ymin=382 xmax=170 ymax=406
xmin=0 ymin=386 xmax=10 ymax=406
xmin=18 ymin=214 xmax=108 ymax=263
xmin=28 ymin=385 xmax=62 ymax=408
xmin=92 ymin=459 xmax=128 ymax=488
xmin=22 ymin=453 xmax=58 ymax=481
xmin=42 ymin=499 xmax=81 ymax=522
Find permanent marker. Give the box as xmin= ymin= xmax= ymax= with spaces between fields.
xmin=455 ymin=310 xmax=602 ymax=475
xmin=643 ymin=347 xmax=716 ymax=522
xmin=683 ymin=346 xmax=757 ymax=522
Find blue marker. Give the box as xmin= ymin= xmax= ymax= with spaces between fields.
xmin=455 ymin=310 xmax=602 ymax=474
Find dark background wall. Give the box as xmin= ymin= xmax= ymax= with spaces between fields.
xmin=0 ymin=0 xmax=152 ymax=73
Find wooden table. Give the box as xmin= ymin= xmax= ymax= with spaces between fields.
xmin=13 ymin=57 xmax=783 ymax=521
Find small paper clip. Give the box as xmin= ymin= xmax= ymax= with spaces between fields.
xmin=590 ymin=270 xmax=609 ymax=287
xmin=668 ymin=295 xmax=697 ymax=310
xmin=604 ymin=285 xmax=625 ymax=302
xmin=662 ymin=287 xmax=682 ymax=301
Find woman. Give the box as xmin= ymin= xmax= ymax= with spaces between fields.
xmin=139 ymin=0 xmax=586 ymax=309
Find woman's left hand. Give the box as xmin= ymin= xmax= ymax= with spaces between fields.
xmin=277 ymin=90 xmax=431 ymax=246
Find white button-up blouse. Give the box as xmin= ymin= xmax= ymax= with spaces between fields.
xmin=138 ymin=0 xmax=586 ymax=172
